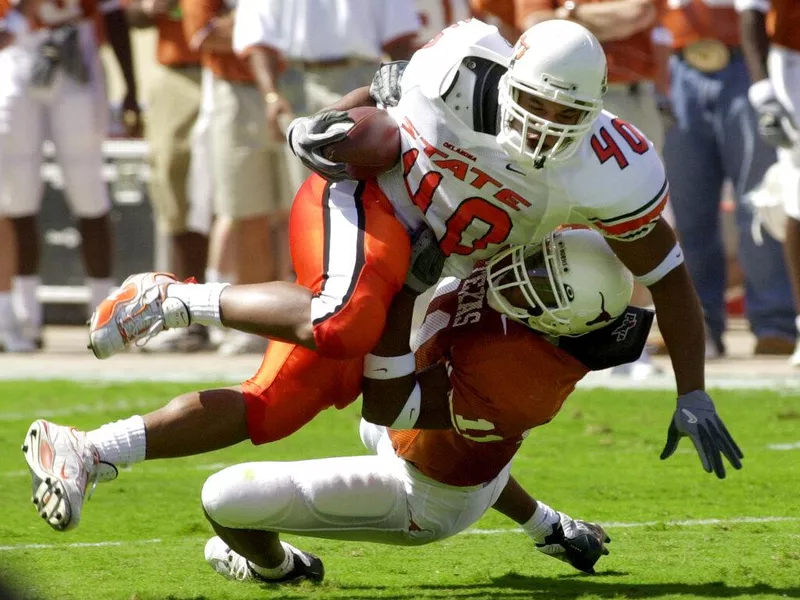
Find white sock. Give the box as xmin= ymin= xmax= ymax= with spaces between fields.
xmin=86 ymin=415 xmax=147 ymax=467
xmin=87 ymin=277 xmax=115 ymax=315
xmin=166 ymin=282 xmax=229 ymax=327
xmin=13 ymin=275 xmax=42 ymax=332
xmin=521 ymin=501 xmax=561 ymax=542
xmin=0 ymin=292 xmax=13 ymax=331
xmin=249 ymin=542 xmax=296 ymax=579
xmin=795 ymin=315 xmax=800 ymax=335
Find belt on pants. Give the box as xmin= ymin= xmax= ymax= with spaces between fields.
xmin=674 ymin=40 xmax=742 ymax=73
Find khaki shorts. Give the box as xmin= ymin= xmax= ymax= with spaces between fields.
xmin=211 ymin=76 xmax=292 ymax=219
xmin=146 ymin=64 xmax=202 ymax=233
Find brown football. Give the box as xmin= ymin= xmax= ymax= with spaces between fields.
xmin=320 ymin=106 xmax=401 ymax=180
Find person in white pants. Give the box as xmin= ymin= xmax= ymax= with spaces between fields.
xmin=0 ymin=0 xmax=119 ymax=347
xmin=738 ymin=0 xmax=800 ymax=366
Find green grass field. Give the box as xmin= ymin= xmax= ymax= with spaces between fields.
xmin=1 ymin=381 xmax=799 ymax=600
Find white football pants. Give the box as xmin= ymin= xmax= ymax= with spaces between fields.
xmin=201 ymin=421 xmax=510 ymax=545
xmin=769 ymin=45 xmax=800 ymax=220
xmin=0 ymin=20 xmax=109 ymax=219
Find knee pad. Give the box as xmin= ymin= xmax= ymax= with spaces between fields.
xmin=201 ymin=463 xmax=295 ymax=529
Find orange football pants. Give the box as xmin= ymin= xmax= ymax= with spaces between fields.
xmin=242 ymin=175 xmax=411 ymax=444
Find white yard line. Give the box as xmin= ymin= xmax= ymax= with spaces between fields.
xmin=767 ymin=441 xmax=800 ymax=451
xmin=1 ymin=516 xmax=797 ymax=552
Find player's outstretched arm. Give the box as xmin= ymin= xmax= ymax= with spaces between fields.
xmin=607 ymin=219 xmax=744 ymax=478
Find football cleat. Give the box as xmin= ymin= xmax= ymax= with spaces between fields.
xmin=22 ymin=420 xmax=118 ymax=532
xmin=88 ymin=272 xmax=189 ymax=359
xmin=204 ymin=537 xmax=325 ymax=584
xmin=536 ymin=513 xmax=611 ymax=574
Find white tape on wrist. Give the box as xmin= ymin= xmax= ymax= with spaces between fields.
xmin=390 ymin=382 xmax=422 ymax=429
xmin=363 ymin=352 xmax=416 ymax=380
xmin=635 ymin=242 xmax=684 ymax=287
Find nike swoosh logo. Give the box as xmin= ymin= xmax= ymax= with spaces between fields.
xmin=681 ymin=408 xmax=699 ymax=424
xmin=373 ymin=368 xmax=388 ymax=373
xmin=505 ymin=163 xmax=526 ymax=176
xmin=409 ymin=408 xmax=416 ymax=421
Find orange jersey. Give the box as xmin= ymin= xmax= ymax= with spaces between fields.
xmin=389 ymin=268 xmax=589 ymax=487
xmin=0 ymin=0 xmax=97 ymax=28
xmin=662 ymin=0 xmax=740 ymax=50
xmin=767 ymin=0 xmax=800 ymax=53
xmin=180 ymin=0 xmax=252 ymax=82
xmin=517 ymin=0 xmax=666 ymax=83
xmin=154 ymin=14 xmax=200 ymax=66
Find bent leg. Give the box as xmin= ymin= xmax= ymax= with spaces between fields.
xmin=142 ymin=387 xmax=249 ymax=459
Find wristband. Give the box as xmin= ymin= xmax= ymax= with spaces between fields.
xmin=363 ymin=352 xmax=416 ymax=380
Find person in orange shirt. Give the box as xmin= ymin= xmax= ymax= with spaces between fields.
xmin=124 ymin=0 xmax=212 ymax=352
xmin=737 ymin=0 xmax=800 ymax=366
xmin=660 ymin=0 xmax=796 ymax=358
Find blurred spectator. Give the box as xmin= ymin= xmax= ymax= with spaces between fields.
xmin=125 ymin=0 xmax=212 ymax=351
xmin=0 ymin=0 xmax=121 ymax=348
xmin=738 ymin=0 xmax=800 ymax=365
xmin=182 ymin=0 xmax=289 ymax=354
xmin=660 ymin=0 xmax=796 ymax=358
xmin=470 ymin=0 xmax=520 ymax=40
xmin=414 ymin=0 xmax=472 ymax=49
xmin=232 ymin=0 xmax=420 ymax=287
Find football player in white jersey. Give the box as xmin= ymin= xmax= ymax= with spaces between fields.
xmin=24 ymin=17 xmax=742 ymax=535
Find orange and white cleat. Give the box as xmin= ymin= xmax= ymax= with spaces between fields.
xmin=88 ymin=272 xmax=189 ymax=359
xmin=22 ymin=420 xmax=118 ymax=532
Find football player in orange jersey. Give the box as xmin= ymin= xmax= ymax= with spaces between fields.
xmin=198 ymin=228 xmax=643 ymax=584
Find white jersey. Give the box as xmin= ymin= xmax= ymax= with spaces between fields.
xmin=376 ymin=19 xmax=669 ymax=278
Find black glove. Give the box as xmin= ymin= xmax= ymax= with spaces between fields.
xmin=755 ymin=99 xmax=797 ymax=149
xmin=29 ymin=36 xmax=61 ymax=94
xmin=749 ymin=79 xmax=797 ymax=149
xmin=286 ymin=110 xmax=352 ymax=181
xmin=369 ymin=61 xmax=408 ymax=108
xmin=52 ymin=25 xmax=89 ymax=84
xmin=536 ymin=514 xmax=611 ymax=575
xmin=404 ymin=225 xmax=445 ymax=294
xmin=660 ymin=390 xmax=744 ymax=478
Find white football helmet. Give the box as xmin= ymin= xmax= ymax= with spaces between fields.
xmin=497 ymin=20 xmax=607 ymax=168
xmin=486 ymin=228 xmax=633 ymax=336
